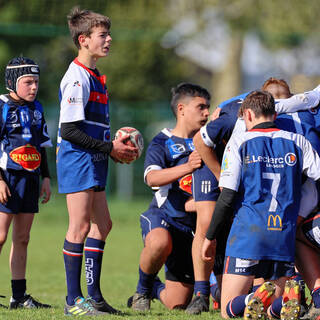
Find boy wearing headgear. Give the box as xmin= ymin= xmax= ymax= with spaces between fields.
xmin=0 ymin=56 xmax=52 ymax=309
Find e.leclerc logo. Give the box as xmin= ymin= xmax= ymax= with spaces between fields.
xmin=284 ymin=153 xmax=297 ymax=166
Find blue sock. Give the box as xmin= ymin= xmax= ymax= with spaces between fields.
xmin=210 ymin=283 xmax=220 ymax=301
xmin=194 ymin=281 xmax=210 ymax=296
xmin=251 ymin=284 xmax=261 ymax=293
xmin=136 ymin=267 xmax=157 ymax=296
xmin=312 ymin=287 xmax=320 ymax=308
xmin=84 ymin=238 xmax=105 ymax=302
xmin=269 ymin=296 xmax=282 ymax=319
xmin=11 ymin=279 xmax=26 ymax=300
xmin=151 ymin=277 xmax=165 ymax=300
xmin=226 ymin=295 xmax=247 ymax=318
xmin=63 ymin=239 xmax=84 ymax=305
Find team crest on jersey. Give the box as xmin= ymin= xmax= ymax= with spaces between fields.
xmin=7 ymin=111 xmax=18 ymax=124
xmin=308 ymin=107 xmax=318 ymax=115
xmin=284 ymin=153 xmax=297 ymax=166
xmin=73 ymin=81 xmax=81 ymax=87
xmin=179 ymin=174 xmax=192 ymax=195
xmin=169 ymin=143 xmax=186 ymax=159
xmin=9 ymin=144 xmax=41 ymax=171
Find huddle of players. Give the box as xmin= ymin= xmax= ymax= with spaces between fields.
xmin=128 ymin=79 xmax=320 ymax=320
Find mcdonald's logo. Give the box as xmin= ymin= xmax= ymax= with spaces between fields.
xmin=267 ymin=214 xmax=282 ymax=231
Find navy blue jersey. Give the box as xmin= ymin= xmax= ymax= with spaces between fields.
xmin=0 ymin=94 xmax=52 ymax=173
xmin=57 ymin=59 xmax=110 ymax=193
xmin=144 ymin=128 xmax=196 ymax=228
xmin=220 ymin=126 xmax=320 ymax=262
xmin=276 ymin=111 xmax=320 ymax=156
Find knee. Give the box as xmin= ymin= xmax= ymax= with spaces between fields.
xmin=147 ymin=236 xmax=172 ymax=257
xmin=12 ymin=232 xmax=30 ymax=247
xmin=68 ymin=220 xmax=91 ymax=242
xmin=0 ymin=232 xmax=8 ymax=247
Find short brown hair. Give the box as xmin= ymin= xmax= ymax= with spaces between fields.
xmin=261 ymin=77 xmax=291 ymax=93
xmin=67 ymin=7 xmax=111 ymax=49
xmin=239 ymin=90 xmax=275 ymax=118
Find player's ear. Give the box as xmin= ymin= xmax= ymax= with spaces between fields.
xmin=177 ymin=103 xmax=185 ymax=116
xmin=78 ymin=34 xmax=88 ymax=47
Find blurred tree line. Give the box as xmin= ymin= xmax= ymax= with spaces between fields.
xmin=0 ymin=0 xmax=319 ymax=195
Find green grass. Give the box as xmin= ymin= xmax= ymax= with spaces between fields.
xmin=0 ymin=192 xmax=222 ymax=319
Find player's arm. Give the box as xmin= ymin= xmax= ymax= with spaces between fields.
xmin=61 ymin=121 xmax=137 ymax=162
xmin=202 ymin=187 xmax=236 ymax=261
xmin=39 ymin=148 xmax=51 ymax=203
xmin=0 ymin=169 xmax=10 ymax=204
xmin=202 ymin=134 xmax=241 ymax=260
xmin=276 ymin=85 xmax=320 ymax=114
xmin=146 ymin=150 xmax=201 ymax=187
xmin=193 ymin=131 xmax=220 ymax=181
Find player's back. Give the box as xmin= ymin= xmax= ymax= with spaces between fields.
xmin=224 ymin=127 xmax=317 ymax=262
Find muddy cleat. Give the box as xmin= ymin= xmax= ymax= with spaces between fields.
xmin=185 ymin=293 xmax=209 ymax=315
xmin=282 ymin=279 xmax=301 ymax=304
xmin=244 ymin=298 xmax=267 ymax=320
xmin=9 ymin=294 xmax=51 ymax=309
xmin=244 ymin=282 xmax=276 ymax=320
xmin=301 ymin=304 xmax=320 ymax=320
xmin=280 ymin=279 xmax=301 ymax=320
xmin=128 ymin=292 xmax=151 ymax=311
xmin=87 ymin=296 xmax=122 ymax=314
xmin=280 ymin=300 xmax=301 ymax=320
xmin=64 ymin=297 xmax=106 ymax=316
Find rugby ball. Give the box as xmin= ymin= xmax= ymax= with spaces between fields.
xmin=115 ymin=127 xmax=144 ymax=162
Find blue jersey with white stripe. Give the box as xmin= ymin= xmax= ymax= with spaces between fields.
xmin=57 ymin=59 xmax=110 ymax=193
xmin=220 ymin=125 xmax=320 ymax=261
xmin=144 ymin=128 xmax=196 ymax=229
xmin=276 ymin=111 xmax=320 ymax=156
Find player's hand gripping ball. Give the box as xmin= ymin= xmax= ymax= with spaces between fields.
xmin=115 ymin=127 xmax=144 ymax=163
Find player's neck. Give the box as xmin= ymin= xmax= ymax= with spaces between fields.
xmin=171 ymin=124 xmax=196 ymax=139
xmin=77 ymin=50 xmax=98 ymax=70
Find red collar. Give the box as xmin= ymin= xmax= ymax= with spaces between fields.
xmin=73 ymin=58 xmax=106 ymax=86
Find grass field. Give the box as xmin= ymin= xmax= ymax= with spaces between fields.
xmin=0 ymin=191 xmax=222 ymax=319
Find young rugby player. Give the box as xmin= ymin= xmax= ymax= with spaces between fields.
xmin=0 ymin=57 xmax=52 ymax=309
xmin=56 ymin=7 xmax=138 ymax=316
xmin=127 ymin=83 xmax=220 ymax=311
xmin=202 ymin=90 xmax=320 ymax=319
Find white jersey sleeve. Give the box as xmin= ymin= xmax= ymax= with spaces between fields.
xmin=275 ymin=85 xmax=320 ymax=114
xmin=219 ymin=134 xmax=243 ymax=191
xmin=299 ymin=133 xmax=320 ymax=180
xmin=59 ymin=62 xmax=91 ymax=124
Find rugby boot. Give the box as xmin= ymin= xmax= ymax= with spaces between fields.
xmin=244 ymin=282 xmax=276 ymax=320
xmin=9 ymin=293 xmax=51 ymax=309
xmin=301 ymin=303 xmax=320 ymax=320
xmin=87 ymin=296 xmax=122 ymax=314
xmin=185 ymin=293 xmax=209 ymax=315
xmin=280 ymin=279 xmax=301 ymax=320
xmin=0 ymin=295 xmax=7 ymax=309
xmin=129 ymin=292 xmax=151 ymax=311
xmin=64 ymin=296 xmax=105 ymax=316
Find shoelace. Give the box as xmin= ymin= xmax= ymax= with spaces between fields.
xmin=83 ymin=298 xmax=95 ymax=311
